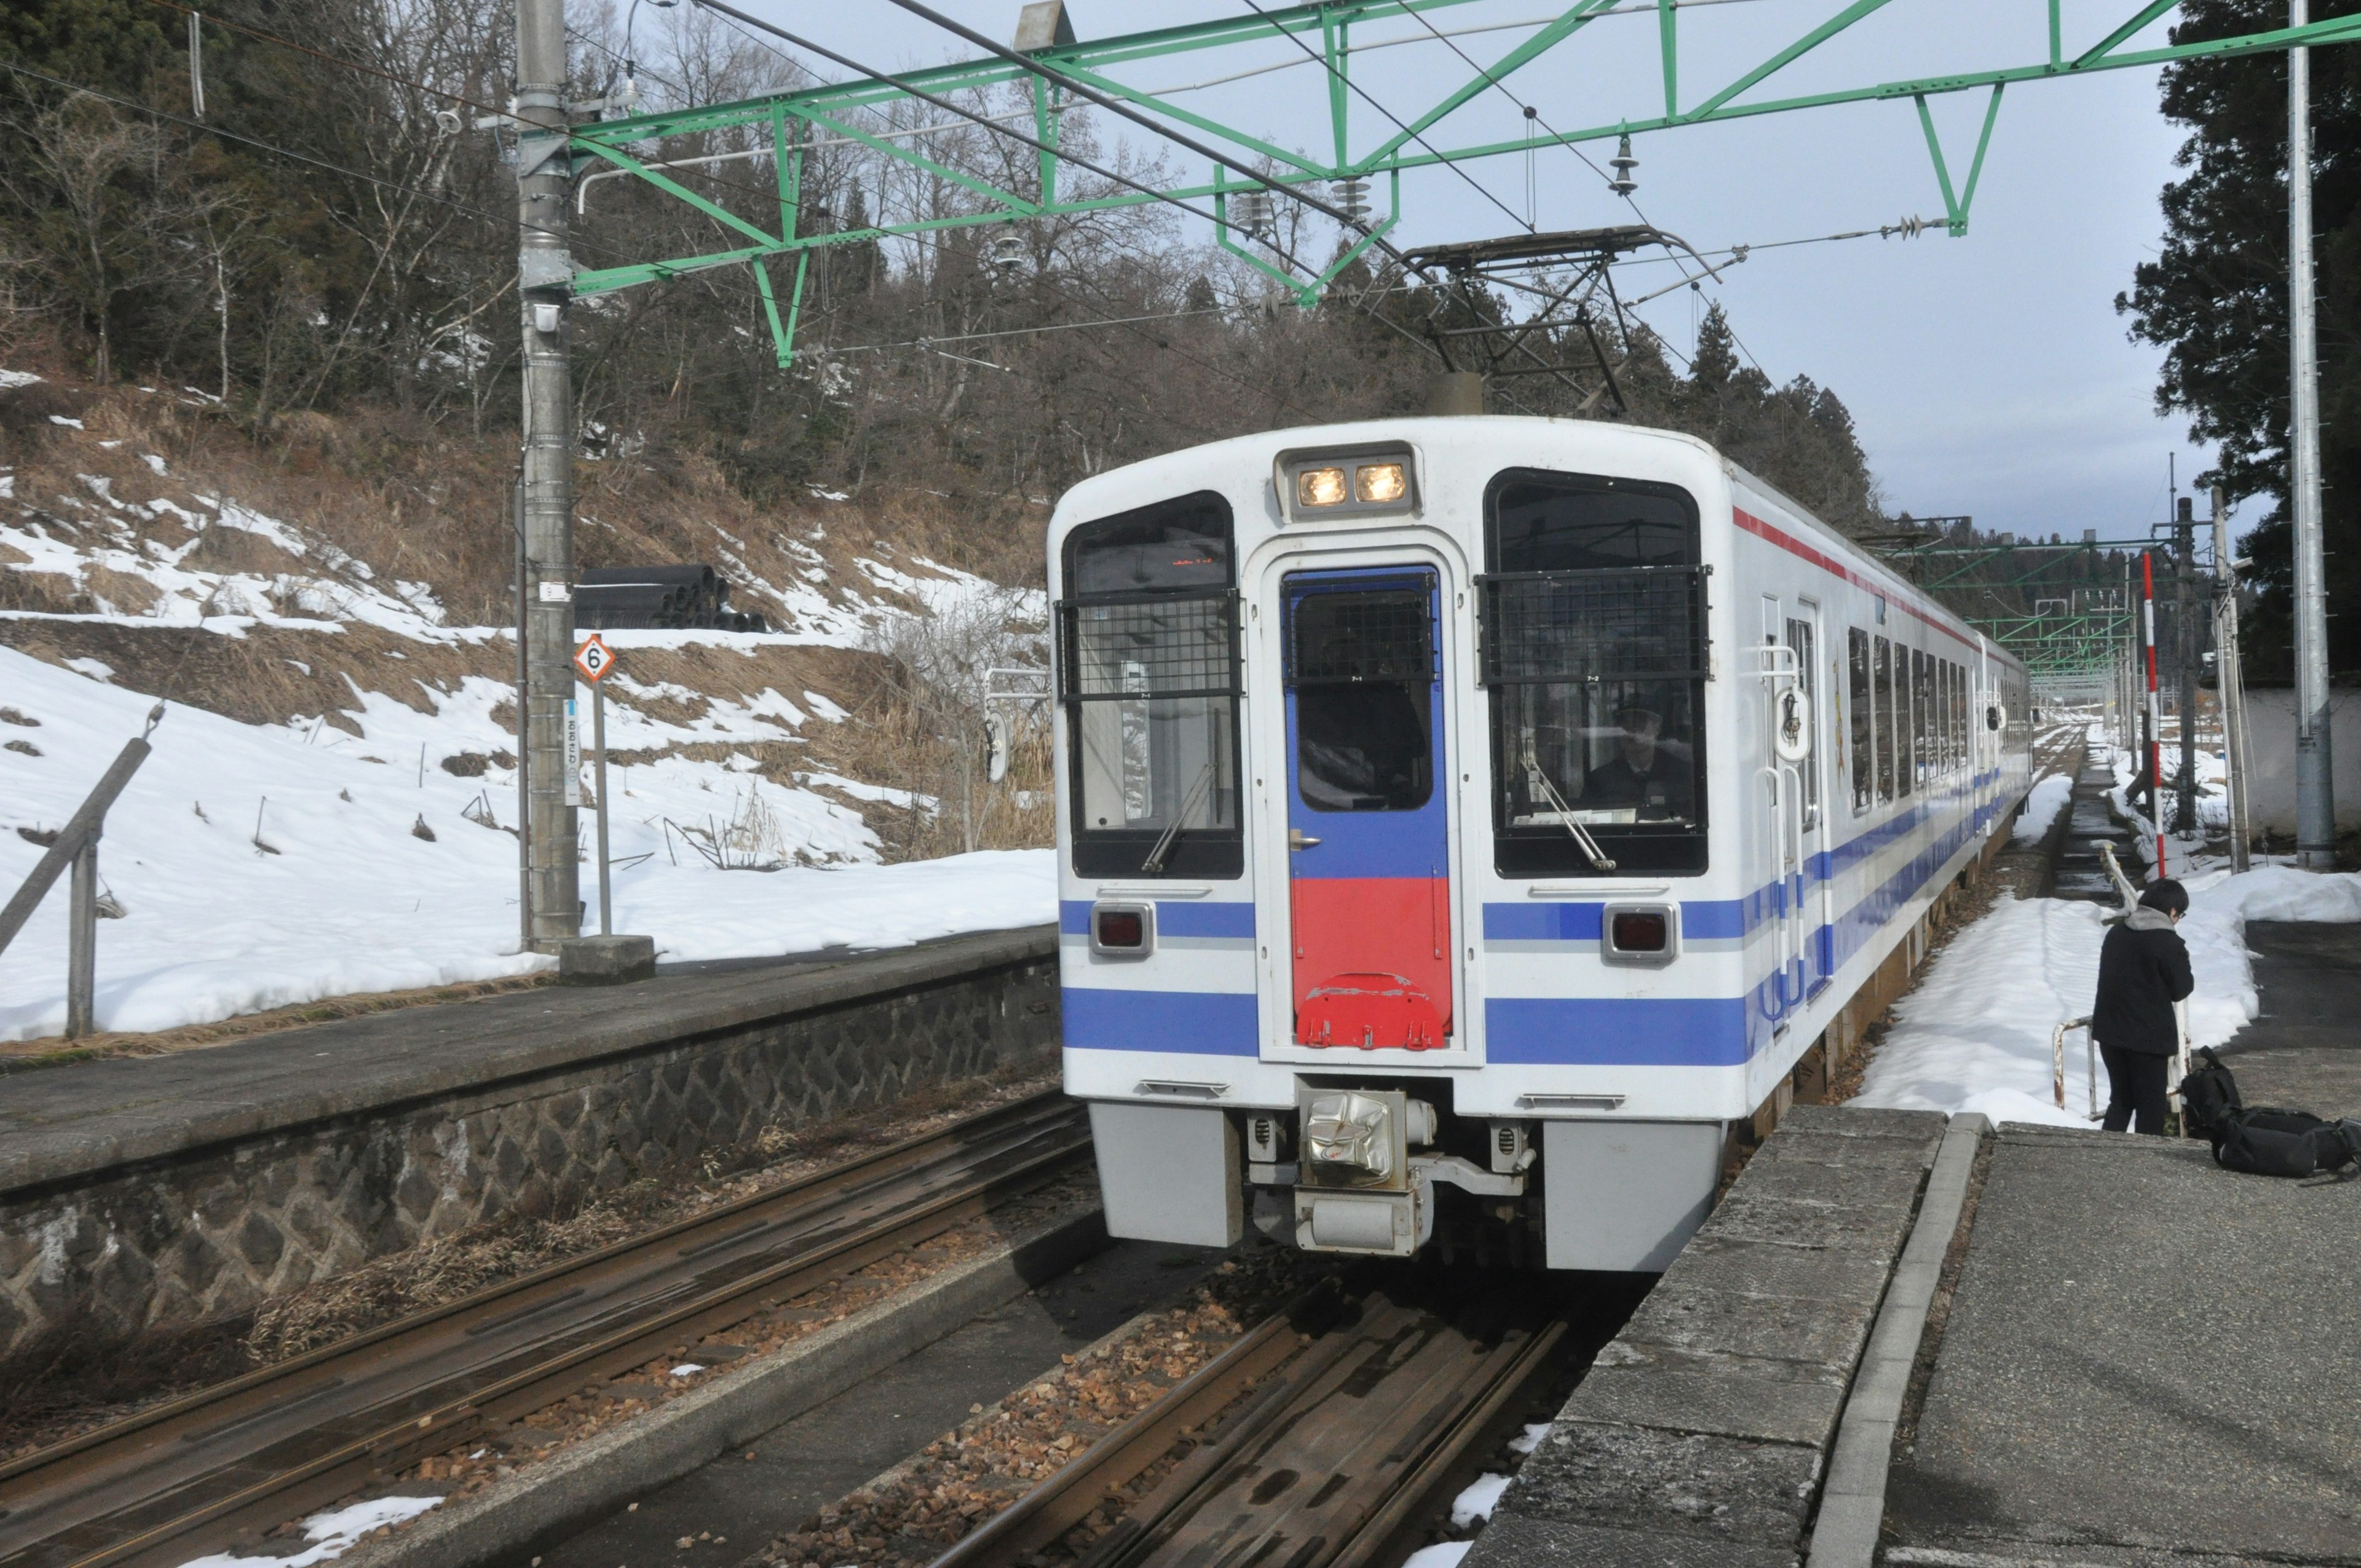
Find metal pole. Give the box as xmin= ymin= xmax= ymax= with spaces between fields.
xmin=66 ymin=840 xmax=97 ymax=1039
xmin=513 ymin=473 xmax=532 ymax=951
xmin=518 ymin=0 xmax=580 ymax=944
xmin=593 ymin=677 xmax=612 ymax=936
xmin=2215 ymin=485 xmax=2254 ymax=872
xmin=2143 ymin=551 xmax=2167 ymax=874
xmin=2290 ymin=0 xmax=2336 ymax=868
xmin=2175 ymin=497 xmax=2199 ymax=835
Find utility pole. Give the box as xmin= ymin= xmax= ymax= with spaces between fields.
xmin=517 ymin=0 xmax=580 ymax=946
xmin=2174 ymin=494 xmax=2199 ymax=836
xmin=2215 ymin=486 xmax=2253 ymax=872
xmin=2290 ymin=0 xmax=2337 ymax=869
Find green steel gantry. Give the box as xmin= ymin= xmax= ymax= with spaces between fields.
xmin=1872 ymin=534 xmax=2185 ymax=681
xmin=561 ymin=1 xmax=2361 ymax=366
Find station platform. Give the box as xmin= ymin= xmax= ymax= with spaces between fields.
xmin=0 ymin=926 xmax=1056 ymax=1367
xmin=1883 ymin=917 xmax=2361 ymax=1567
xmin=1463 ymin=918 xmax=2361 ymax=1567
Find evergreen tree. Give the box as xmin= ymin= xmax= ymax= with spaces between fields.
xmin=2116 ymin=0 xmax=2361 ymax=680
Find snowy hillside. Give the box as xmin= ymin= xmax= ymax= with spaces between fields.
xmin=1 ymin=374 xmax=1054 ymax=1044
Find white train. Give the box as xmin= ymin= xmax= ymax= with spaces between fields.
xmin=1050 ymin=416 xmax=2031 ymax=1270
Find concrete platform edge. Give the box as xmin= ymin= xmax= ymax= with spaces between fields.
xmin=1805 ymin=1113 xmax=1989 ymax=1568
xmin=339 ymin=1203 xmax=1110 ymax=1568
xmin=0 ymin=924 xmax=1055 ymax=1197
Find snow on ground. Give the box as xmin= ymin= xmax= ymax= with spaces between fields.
xmin=0 ymin=647 xmax=1051 ymax=1041
xmin=1856 ymin=865 xmax=2361 ymax=1128
xmin=2012 ymin=771 xmax=2074 ymax=844
xmin=1399 ymin=1546 xmax=1473 ymax=1568
xmin=178 ymin=1496 xmax=443 ymax=1568
xmin=1449 ymin=1473 xmax=1513 ymax=1528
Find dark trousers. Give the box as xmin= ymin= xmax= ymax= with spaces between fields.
xmin=2100 ymin=1045 xmax=2171 ymax=1135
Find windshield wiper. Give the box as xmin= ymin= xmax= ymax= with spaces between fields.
xmin=1520 ymin=739 xmax=1618 ymax=873
xmin=1142 ymin=761 xmax=1217 ymax=874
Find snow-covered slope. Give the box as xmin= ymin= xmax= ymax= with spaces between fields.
xmin=0 ymin=646 xmax=1050 ymax=1040
xmin=1 ymin=374 xmax=1054 ymax=1043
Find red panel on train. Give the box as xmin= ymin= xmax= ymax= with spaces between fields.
xmin=1291 ymin=876 xmax=1452 ymax=1047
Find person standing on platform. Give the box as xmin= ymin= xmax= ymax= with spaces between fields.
xmin=2090 ymin=879 xmax=2194 ymax=1134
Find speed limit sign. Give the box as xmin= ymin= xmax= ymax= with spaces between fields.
xmin=573 ymin=633 xmax=615 ymax=684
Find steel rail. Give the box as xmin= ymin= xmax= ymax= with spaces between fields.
xmin=0 ymin=1093 xmax=1092 ymax=1568
xmin=931 ymin=1280 xmax=1568 ymax=1568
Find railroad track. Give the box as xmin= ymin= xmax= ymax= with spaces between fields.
xmin=0 ymin=1093 xmax=1093 ymax=1568
xmin=935 ymin=1275 xmax=1570 ymax=1568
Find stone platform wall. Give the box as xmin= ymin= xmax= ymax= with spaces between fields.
xmin=0 ymin=929 xmax=1059 ymax=1364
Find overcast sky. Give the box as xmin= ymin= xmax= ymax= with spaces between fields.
xmin=698 ymin=1 xmax=2261 ymax=544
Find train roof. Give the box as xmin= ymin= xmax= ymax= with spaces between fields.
xmin=1048 ymin=415 xmax=2022 ymax=675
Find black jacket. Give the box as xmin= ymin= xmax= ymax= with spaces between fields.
xmin=2090 ymin=908 xmax=2194 ymax=1056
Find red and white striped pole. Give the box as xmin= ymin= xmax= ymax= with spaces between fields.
xmin=2142 ymin=551 xmax=2165 ymax=874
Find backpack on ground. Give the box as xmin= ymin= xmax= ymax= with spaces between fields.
xmin=2172 ymin=1050 xmax=2361 ymax=1179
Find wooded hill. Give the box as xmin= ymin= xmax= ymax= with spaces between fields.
xmin=0 ymin=0 xmax=1892 ymax=619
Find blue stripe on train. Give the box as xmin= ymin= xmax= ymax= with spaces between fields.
xmin=1484 ymin=996 xmax=1750 ymax=1066
xmin=1058 ymin=900 xmax=1257 ymax=939
xmin=1060 ymin=986 xmax=1259 ymax=1054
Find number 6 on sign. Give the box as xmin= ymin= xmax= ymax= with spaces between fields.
xmin=573 ymin=633 xmax=614 ymax=684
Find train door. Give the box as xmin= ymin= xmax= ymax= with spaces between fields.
xmin=1281 ymin=566 xmax=1453 ymax=1050
xmin=1786 ymin=604 xmax=1833 ymax=999
xmin=1758 ymin=596 xmax=1804 ymax=1027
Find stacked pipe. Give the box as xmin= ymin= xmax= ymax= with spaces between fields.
xmin=574 ymin=565 xmax=770 ymax=632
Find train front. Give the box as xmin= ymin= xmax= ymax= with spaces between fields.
xmin=1050 ymin=419 xmax=1770 ymax=1272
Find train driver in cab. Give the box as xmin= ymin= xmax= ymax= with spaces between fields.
xmin=1584 ymin=703 xmax=1694 ymax=821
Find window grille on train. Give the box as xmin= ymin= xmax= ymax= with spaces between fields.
xmin=1477 ymin=469 xmax=1710 ymax=876
xmin=1055 ymin=491 xmax=1243 ymax=877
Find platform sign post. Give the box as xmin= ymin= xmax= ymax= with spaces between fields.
xmin=573 ymin=635 xmax=616 ymax=936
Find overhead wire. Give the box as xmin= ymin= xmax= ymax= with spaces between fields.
xmin=1383 ymin=1 xmax=1771 ymax=374
xmin=1230 ymin=0 xmax=1536 ymax=237
xmin=682 ymin=0 xmax=1463 ymax=398
xmin=141 ymin=0 xmax=512 ymax=123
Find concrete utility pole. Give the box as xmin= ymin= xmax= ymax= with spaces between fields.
xmin=517 ymin=0 xmax=580 ymax=944
xmin=2215 ymin=486 xmax=2255 ymax=872
xmin=2175 ymin=495 xmax=2199 ymax=836
xmin=2290 ymin=0 xmax=2337 ymax=868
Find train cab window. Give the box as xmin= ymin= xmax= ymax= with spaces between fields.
xmin=1874 ymin=636 xmax=1896 ymax=802
xmin=1849 ymin=628 xmax=1873 ymax=815
xmin=1289 ymin=582 xmax=1434 ymax=812
xmin=1057 ymin=492 xmax=1242 ymax=878
xmin=1479 ymin=469 xmax=1707 ymax=876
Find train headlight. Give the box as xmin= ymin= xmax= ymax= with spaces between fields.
xmin=1354 ymin=462 xmax=1408 ymax=504
xmin=1295 ymin=467 xmax=1349 ymax=509
xmin=1275 ymin=445 xmax=1418 ymax=521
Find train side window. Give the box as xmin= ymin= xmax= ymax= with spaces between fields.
xmin=1937 ymin=659 xmax=1952 ymax=775
xmin=1481 ymin=469 xmax=1706 ymax=876
xmin=1913 ymin=650 xmax=1932 ymax=790
xmin=1949 ymin=660 xmax=1964 ymax=774
xmin=1848 ymin=628 xmax=1873 ymax=815
xmin=1058 ymin=491 xmax=1243 ymax=879
xmin=1873 ymin=636 xmax=1896 ymax=803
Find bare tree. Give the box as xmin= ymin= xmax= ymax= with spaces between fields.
xmin=1 ymin=95 xmax=183 ymax=384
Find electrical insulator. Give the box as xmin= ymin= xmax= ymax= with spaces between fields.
xmin=1230 ymin=188 xmax=1273 ymax=234
xmin=989 ymin=234 xmax=1027 ymax=274
xmin=1332 ymin=176 xmax=1370 ymax=221
xmin=1608 ymin=133 xmax=1638 ymax=197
